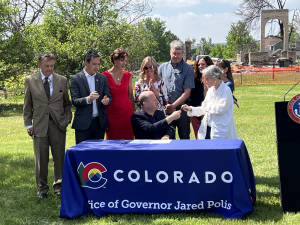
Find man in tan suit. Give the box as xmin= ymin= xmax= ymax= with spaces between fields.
xmin=23 ymin=52 xmax=72 ymax=198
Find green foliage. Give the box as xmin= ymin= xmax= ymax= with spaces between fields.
xmin=199 ymin=37 xmax=213 ymax=55
xmin=24 ymin=0 xmax=152 ymax=75
xmin=186 ymin=37 xmax=197 ymax=55
xmin=289 ymin=24 xmax=300 ymax=43
xmin=224 ymin=21 xmax=256 ymax=59
xmin=141 ymin=17 xmax=179 ymax=62
xmin=2 ymin=85 xmax=300 ymax=224
xmin=210 ymin=44 xmax=227 ymax=58
xmin=0 ymin=0 xmax=11 ymax=34
xmin=0 ymin=1 xmax=34 ymax=83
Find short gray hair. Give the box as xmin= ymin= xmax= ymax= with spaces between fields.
xmin=170 ymin=40 xmax=184 ymax=50
xmin=202 ymin=65 xmax=222 ymax=79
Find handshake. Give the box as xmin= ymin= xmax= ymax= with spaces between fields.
xmin=166 ymin=110 xmax=181 ymax=124
xmin=165 ymin=104 xmax=193 ymax=124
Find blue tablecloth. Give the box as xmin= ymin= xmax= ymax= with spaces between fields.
xmin=60 ymin=139 xmax=256 ymax=219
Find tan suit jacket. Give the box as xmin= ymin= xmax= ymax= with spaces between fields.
xmin=23 ymin=72 xmax=72 ymax=137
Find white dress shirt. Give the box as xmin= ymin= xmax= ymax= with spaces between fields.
xmin=83 ymin=69 xmax=98 ymax=117
xmin=187 ymin=81 xmax=238 ymax=139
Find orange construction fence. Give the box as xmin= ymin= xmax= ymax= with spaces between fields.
xmin=232 ymin=65 xmax=300 ymax=85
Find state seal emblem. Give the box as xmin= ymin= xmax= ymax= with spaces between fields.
xmin=287 ymin=94 xmax=300 ymax=124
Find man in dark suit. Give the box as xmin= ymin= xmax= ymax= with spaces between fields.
xmin=70 ymin=50 xmax=112 ymax=144
xmin=131 ymin=91 xmax=181 ymax=139
xmin=23 ymin=52 xmax=72 ymax=198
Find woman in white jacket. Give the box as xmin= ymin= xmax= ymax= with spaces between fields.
xmin=182 ymin=65 xmax=238 ymax=139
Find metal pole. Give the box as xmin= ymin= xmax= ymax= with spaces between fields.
xmin=273 ymin=63 xmax=275 ymax=81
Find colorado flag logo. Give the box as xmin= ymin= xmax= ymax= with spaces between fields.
xmin=77 ymin=162 xmax=107 ymax=189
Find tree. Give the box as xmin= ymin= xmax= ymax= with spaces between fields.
xmin=116 ymin=0 xmax=155 ymax=24
xmin=223 ymin=21 xmax=257 ymax=59
xmin=0 ymin=0 xmax=35 ymax=85
xmin=0 ymin=0 xmax=46 ymax=84
xmin=141 ymin=17 xmax=179 ymax=62
xmin=210 ymin=44 xmax=226 ymax=58
xmin=198 ymin=37 xmax=213 ymax=55
xmin=235 ymin=0 xmax=298 ymax=41
xmin=185 ymin=37 xmax=197 ymax=55
xmin=25 ymin=0 xmax=152 ymax=76
xmin=6 ymin=0 xmax=49 ymax=34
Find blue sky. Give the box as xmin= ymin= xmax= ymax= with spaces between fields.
xmin=148 ymin=0 xmax=299 ymax=44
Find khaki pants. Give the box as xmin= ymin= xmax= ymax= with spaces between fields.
xmin=33 ymin=119 xmax=66 ymax=194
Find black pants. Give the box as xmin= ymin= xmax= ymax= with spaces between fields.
xmin=75 ymin=117 xmax=105 ymax=144
xmin=205 ymin=126 xmax=211 ymax=139
xmin=169 ymin=105 xmax=190 ymax=139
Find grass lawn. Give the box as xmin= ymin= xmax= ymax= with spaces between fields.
xmin=1 ymin=84 xmax=300 ymax=224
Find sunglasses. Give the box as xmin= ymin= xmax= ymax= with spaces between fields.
xmin=84 ymin=50 xmax=99 ymax=61
xmin=144 ymin=65 xmax=154 ymax=70
xmin=87 ymin=50 xmax=98 ymax=54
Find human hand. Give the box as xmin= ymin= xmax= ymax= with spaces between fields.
xmin=234 ymin=99 xmax=239 ymax=108
xmin=181 ymin=104 xmax=192 ymax=112
xmin=170 ymin=110 xmax=181 ymax=120
xmin=88 ymin=91 xmax=99 ymax=103
xmin=149 ymin=78 xmax=153 ymax=90
xmin=101 ymin=95 xmax=109 ymax=105
xmin=161 ymin=135 xmax=169 ymax=140
xmin=27 ymin=127 xmax=34 ymax=136
xmin=165 ymin=104 xmax=176 ymax=114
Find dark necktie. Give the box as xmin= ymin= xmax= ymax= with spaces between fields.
xmin=44 ymin=77 xmax=50 ymax=100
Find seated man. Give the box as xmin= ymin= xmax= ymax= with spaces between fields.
xmin=131 ymin=91 xmax=181 ymax=139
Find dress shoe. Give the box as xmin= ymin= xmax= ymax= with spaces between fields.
xmin=55 ymin=191 xmax=61 ymax=197
xmin=37 ymin=193 xmax=47 ymax=199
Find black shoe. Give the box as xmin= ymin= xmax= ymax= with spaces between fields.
xmin=55 ymin=191 xmax=61 ymax=197
xmin=37 ymin=193 xmax=47 ymax=199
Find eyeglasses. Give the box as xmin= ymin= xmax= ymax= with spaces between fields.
xmin=144 ymin=65 xmax=154 ymax=70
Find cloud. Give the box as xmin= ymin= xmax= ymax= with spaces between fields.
xmin=151 ymin=12 xmax=241 ymax=43
xmin=154 ymin=0 xmax=240 ymax=7
xmin=154 ymin=0 xmax=200 ymax=7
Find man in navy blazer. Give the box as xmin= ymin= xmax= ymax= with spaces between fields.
xmin=131 ymin=91 xmax=181 ymax=140
xmin=70 ymin=50 xmax=112 ymax=144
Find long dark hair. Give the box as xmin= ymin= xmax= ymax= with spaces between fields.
xmin=216 ymin=59 xmax=234 ymax=84
xmin=196 ymin=56 xmax=214 ymax=80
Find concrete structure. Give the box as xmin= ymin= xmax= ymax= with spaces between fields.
xmin=260 ymin=9 xmax=289 ymax=52
xmin=185 ymin=41 xmax=191 ymax=61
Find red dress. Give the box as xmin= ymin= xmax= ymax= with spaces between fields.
xmin=102 ymin=70 xmax=134 ymax=140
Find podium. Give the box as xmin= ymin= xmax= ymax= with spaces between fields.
xmin=275 ymin=101 xmax=300 ymax=212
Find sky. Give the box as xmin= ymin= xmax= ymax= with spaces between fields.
xmin=148 ymin=0 xmax=299 ymax=44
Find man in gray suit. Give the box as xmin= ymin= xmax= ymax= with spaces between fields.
xmin=70 ymin=50 xmax=112 ymax=144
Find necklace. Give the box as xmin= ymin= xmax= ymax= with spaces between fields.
xmin=111 ymin=70 xmax=123 ymax=81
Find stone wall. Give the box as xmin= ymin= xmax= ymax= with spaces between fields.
xmin=287 ymin=51 xmax=296 ymax=63
xmin=249 ymin=52 xmax=269 ymax=66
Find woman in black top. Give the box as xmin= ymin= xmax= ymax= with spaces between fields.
xmin=188 ymin=56 xmax=214 ymax=139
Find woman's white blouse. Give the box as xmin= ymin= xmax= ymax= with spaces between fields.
xmin=187 ymin=81 xmax=238 ymax=139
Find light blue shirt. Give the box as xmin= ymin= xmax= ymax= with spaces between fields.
xmin=158 ymin=59 xmax=195 ymax=104
xmin=41 ymin=70 xmax=53 ymax=97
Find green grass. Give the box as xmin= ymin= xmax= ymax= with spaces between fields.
xmin=1 ymin=84 xmax=300 ymax=224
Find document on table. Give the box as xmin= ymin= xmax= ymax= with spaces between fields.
xmin=149 ymin=140 xmax=172 ymax=144
xmin=128 ymin=140 xmax=172 ymax=144
xmin=128 ymin=140 xmax=152 ymax=144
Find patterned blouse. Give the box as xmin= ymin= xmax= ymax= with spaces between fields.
xmin=134 ymin=78 xmax=168 ymax=111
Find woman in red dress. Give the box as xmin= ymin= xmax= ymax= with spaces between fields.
xmin=102 ymin=48 xmax=135 ymax=140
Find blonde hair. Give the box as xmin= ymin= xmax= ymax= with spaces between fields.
xmin=139 ymin=56 xmax=160 ymax=85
